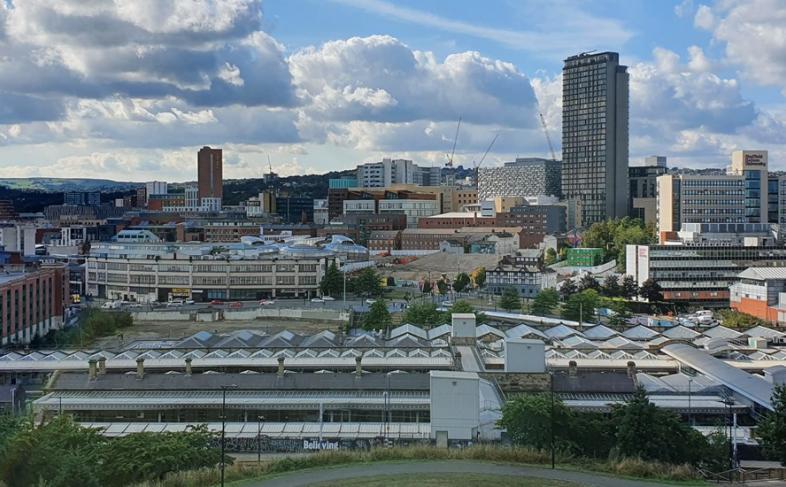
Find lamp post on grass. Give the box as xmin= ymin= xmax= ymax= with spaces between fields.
xmin=220 ymin=384 xmax=238 ymax=487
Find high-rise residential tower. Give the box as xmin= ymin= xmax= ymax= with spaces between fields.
xmin=197 ymin=146 xmax=223 ymax=201
xmin=561 ymin=52 xmax=629 ymax=225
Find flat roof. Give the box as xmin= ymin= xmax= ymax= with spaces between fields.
xmin=662 ymin=343 xmax=774 ymax=410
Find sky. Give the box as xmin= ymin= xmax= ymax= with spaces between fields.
xmin=1 ymin=0 xmax=786 ymax=181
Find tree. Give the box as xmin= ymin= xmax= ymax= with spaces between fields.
xmin=717 ymin=309 xmax=766 ymax=329
xmin=499 ymin=394 xmax=574 ymax=451
xmin=499 ymin=287 xmax=521 ymax=312
xmin=319 ymin=262 xmax=343 ymax=297
xmin=561 ymin=289 xmax=599 ymax=322
xmin=436 ymin=279 xmax=448 ymax=295
xmin=757 ymin=385 xmax=786 ymax=464
xmin=403 ymin=302 xmax=443 ymax=327
xmin=621 ymin=275 xmax=639 ymax=299
xmin=612 ymin=388 xmax=707 ymax=465
xmin=421 ymin=279 xmax=433 ymax=294
xmin=559 ymin=279 xmax=577 ymax=302
xmin=601 ymin=275 xmax=620 ymax=297
xmin=531 ymin=289 xmax=559 ymax=316
xmin=578 ymin=273 xmax=600 ymax=292
xmin=453 ymin=272 xmax=471 ymax=293
xmin=544 ymin=247 xmax=557 ymax=265
xmin=363 ymin=300 xmax=391 ymax=331
xmin=471 ymin=267 xmax=486 ymax=288
xmin=639 ymin=278 xmax=663 ymax=302
xmin=582 ymin=217 xmax=656 ymax=270
xmin=351 ymin=267 xmax=383 ymax=297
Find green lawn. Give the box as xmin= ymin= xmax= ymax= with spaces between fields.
xmin=311 ymin=473 xmax=580 ymax=487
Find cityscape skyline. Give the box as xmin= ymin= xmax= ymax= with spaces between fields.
xmin=0 ymin=0 xmax=784 ymax=182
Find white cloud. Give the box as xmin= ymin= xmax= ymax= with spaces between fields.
xmin=694 ymin=4 xmax=715 ymax=29
xmin=289 ymin=36 xmax=538 ymax=127
xmin=675 ymin=0 xmax=694 ymax=17
xmin=698 ymin=1 xmax=786 ymax=93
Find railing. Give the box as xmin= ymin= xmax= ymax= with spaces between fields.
xmin=699 ymin=466 xmax=786 ymax=483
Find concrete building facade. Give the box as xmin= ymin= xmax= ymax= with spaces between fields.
xmin=561 ymin=51 xmax=629 ymax=225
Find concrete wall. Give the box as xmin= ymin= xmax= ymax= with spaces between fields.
xmin=429 ymin=371 xmax=480 ymax=441
xmin=504 ymin=339 xmax=545 ymax=373
xmin=131 ymin=311 xmax=192 ymax=321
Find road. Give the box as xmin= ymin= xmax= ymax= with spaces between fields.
xmin=243 ymin=460 xmax=681 ymax=487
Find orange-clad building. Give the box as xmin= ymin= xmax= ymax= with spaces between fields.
xmin=730 ymin=267 xmax=786 ymax=326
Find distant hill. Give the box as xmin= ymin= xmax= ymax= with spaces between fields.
xmin=0 ymin=178 xmax=141 ymax=192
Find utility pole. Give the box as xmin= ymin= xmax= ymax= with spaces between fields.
xmin=550 ymin=371 xmax=555 ymax=469
xmin=220 ymin=384 xmax=238 ymax=487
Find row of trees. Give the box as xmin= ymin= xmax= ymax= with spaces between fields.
xmin=0 ymin=416 xmax=224 ymax=487
xmin=499 ymin=388 xmax=728 ymax=470
xmin=320 ymin=265 xmax=384 ymax=298
xmin=581 ymin=217 xmax=657 ymax=270
xmin=33 ymin=309 xmax=134 ymax=348
xmin=400 ymin=300 xmax=486 ymax=328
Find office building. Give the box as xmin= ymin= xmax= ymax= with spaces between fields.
xmin=629 ymin=157 xmax=668 ymax=224
xmin=477 ymin=158 xmax=561 ymax=201
xmin=63 ymin=191 xmax=101 ymax=207
xmin=626 ymin=243 xmax=786 ymax=305
xmin=562 ymin=52 xmax=629 ymax=225
xmin=657 ymin=151 xmax=769 ymax=240
xmin=313 ymin=199 xmax=329 ymax=225
xmin=85 ymin=230 xmax=367 ymax=302
xmin=145 ymin=181 xmax=168 ymax=203
xmin=355 ymin=158 xmax=441 ymax=188
xmin=197 ymin=146 xmax=223 ymax=201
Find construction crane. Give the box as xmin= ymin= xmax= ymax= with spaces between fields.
xmin=473 ymin=133 xmax=498 ymax=189
xmin=539 ymin=112 xmax=558 ymax=162
xmin=445 ymin=116 xmax=462 ymax=167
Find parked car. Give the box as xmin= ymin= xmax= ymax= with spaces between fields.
xmin=259 ymin=299 xmax=275 ymax=306
xmin=322 ymin=296 xmax=335 ymax=301
xmin=230 ymin=301 xmax=243 ymax=309
xmin=365 ymin=299 xmax=377 ymax=305
xmin=209 ymin=300 xmax=223 ymax=306
xmin=310 ymin=298 xmax=324 ymax=303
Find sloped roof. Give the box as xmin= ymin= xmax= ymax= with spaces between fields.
xmin=622 ymin=325 xmax=659 ymax=340
xmin=582 ymin=324 xmax=618 ymax=340
xmin=662 ymin=325 xmax=701 ymax=340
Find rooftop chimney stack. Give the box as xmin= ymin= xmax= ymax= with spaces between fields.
xmin=627 ymin=361 xmax=637 ymax=379
xmin=98 ymin=356 xmax=107 ymax=375
xmin=185 ymin=357 xmax=193 ymax=376
xmin=355 ymin=356 xmax=362 ymax=377
xmin=136 ymin=357 xmax=145 ymax=380
xmin=568 ymin=360 xmax=578 ymax=377
xmin=88 ymin=359 xmax=97 ymax=381
xmin=277 ymin=356 xmax=285 ymax=378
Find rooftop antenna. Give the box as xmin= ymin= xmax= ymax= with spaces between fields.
xmin=445 ymin=116 xmax=462 ymax=167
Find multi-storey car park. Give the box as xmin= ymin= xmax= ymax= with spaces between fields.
xmin=86 ymin=230 xmax=369 ymax=303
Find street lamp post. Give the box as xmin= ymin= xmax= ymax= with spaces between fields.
xmin=550 ymin=371 xmax=555 ymax=469
xmin=687 ymin=377 xmax=693 ymax=425
xmin=220 ymin=384 xmax=238 ymax=487
xmin=257 ymin=415 xmax=265 ymax=464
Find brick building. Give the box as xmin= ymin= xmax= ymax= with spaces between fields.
xmin=1 ymin=262 xmax=68 ymax=345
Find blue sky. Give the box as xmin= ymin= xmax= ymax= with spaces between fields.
xmin=1 ymin=0 xmax=785 ymax=180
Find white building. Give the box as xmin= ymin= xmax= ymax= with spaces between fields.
xmin=145 ymin=181 xmax=168 ymax=203
xmin=356 ymin=158 xmax=441 ymax=188
xmin=378 ymin=199 xmax=440 ymax=227
xmin=313 ymin=199 xmax=329 ymax=225
xmin=0 ymin=224 xmax=37 ymax=256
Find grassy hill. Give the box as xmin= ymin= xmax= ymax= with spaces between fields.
xmin=0 ymin=178 xmax=141 ymax=192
